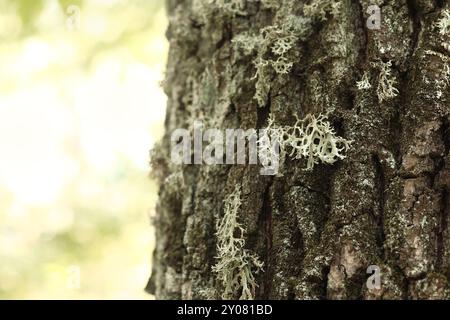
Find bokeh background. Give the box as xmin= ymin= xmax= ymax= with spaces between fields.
xmin=0 ymin=0 xmax=168 ymax=299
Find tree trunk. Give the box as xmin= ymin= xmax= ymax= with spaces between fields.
xmin=147 ymin=0 xmax=450 ymax=299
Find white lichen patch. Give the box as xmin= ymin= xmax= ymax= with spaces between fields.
xmin=213 ymin=185 xmax=264 ymax=300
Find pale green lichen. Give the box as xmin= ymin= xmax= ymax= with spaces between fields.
xmin=260 ymin=26 xmax=298 ymax=71
xmin=232 ymin=32 xmax=262 ymax=56
xmin=356 ymin=72 xmax=372 ymax=90
xmin=198 ymin=287 xmax=218 ymax=300
xmin=271 ymin=56 xmax=294 ymax=75
xmin=260 ymin=0 xmax=280 ymax=9
xmin=371 ymin=60 xmax=399 ymax=103
xmin=283 ymin=14 xmax=314 ymax=40
xmin=303 ymin=0 xmax=341 ymax=21
xmin=252 ymin=57 xmax=271 ymax=107
xmin=259 ymin=113 xmax=352 ymax=171
xmin=435 ymin=9 xmax=450 ymax=35
xmin=213 ymin=185 xmax=264 ymax=300
xmin=193 ymin=0 xmax=248 ymax=19
xmin=248 ymin=1 xmax=342 ymax=107
xmin=424 ymin=50 xmax=450 ymax=99
xmin=284 ymin=113 xmax=352 ymax=170
xmin=445 ymin=64 xmax=450 ymax=84
xmin=257 ymin=115 xmax=285 ymax=174
xmin=271 ymin=34 xmax=297 ymax=56
xmin=251 ymin=25 xmax=298 ymax=107
xmin=214 ymin=0 xmax=247 ymax=16
xmin=424 ymin=49 xmax=450 ymax=62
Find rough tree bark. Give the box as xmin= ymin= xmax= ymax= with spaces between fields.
xmin=147 ymin=0 xmax=450 ymax=299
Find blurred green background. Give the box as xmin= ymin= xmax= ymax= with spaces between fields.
xmin=0 ymin=0 xmax=168 ymax=299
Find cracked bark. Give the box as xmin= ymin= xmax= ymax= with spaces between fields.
xmin=148 ymin=0 xmax=450 ymax=300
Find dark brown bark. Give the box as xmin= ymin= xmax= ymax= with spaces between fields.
xmin=148 ymin=0 xmax=450 ymax=299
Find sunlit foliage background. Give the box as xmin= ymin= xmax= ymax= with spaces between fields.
xmin=0 ymin=0 xmax=167 ymax=299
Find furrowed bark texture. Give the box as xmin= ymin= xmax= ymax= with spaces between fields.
xmin=148 ymin=0 xmax=450 ymax=299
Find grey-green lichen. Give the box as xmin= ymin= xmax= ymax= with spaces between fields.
xmin=303 ymin=0 xmax=341 ymax=21
xmin=371 ymin=60 xmax=399 ymax=103
xmin=424 ymin=50 xmax=450 ymax=100
xmin=258 ymin=113 xmax=352 ymax=171
xmin=213 ymin=185 xmax=264 ymax=300
xmin=284 ymin=113 xmax=352 ymax=170
xmin=228 ymin=0 xmax=343 ymax=107
xmin=232 ymin=32 xmax=262 ymax=56
xmin=153 ymin=0 xmax=450 ymax=301
xmin=435 ymin=9 xmax=450 ymax=35
xmin=252 ymin=25 xmax=299 ymax=107
xmin=356 ymin=72 xmax=372 ymax=90
xmin=252 ymin=57 xmax=272 ymax=107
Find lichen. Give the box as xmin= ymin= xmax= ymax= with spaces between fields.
xmin=257 ymin=115 xmax=285 ymax=174
xmin=284 ymin=113 xmax=352 ymax=170
xmin=424 ymin=50 xmax=450 ymax=99
xmin=435 ymin=9 xmax=450 ymax=35
xmin=271 ymin=34 xmax=297 ymax=56
xmin=303 ymin=0 xmax=341 ymax=21
xmin=213 ymin=185 xmax=264 ymax=300
xmin=259 ymin=113 xmax=352 ymax=171
xmin=252 ymin=57 xmax=271 ymax=107
xmin=232 ymin=32 xmax=262 ymax=56
xmin=371 ymin=60 xmax=399 ymax=103
xmin=271 ymin=56 xmax=294 ymax=75
xmin=356 ymin=72 xmax=372 ymax=90
xmin=214 ymin=0 xmax=247 ymax=16
xmin=250 ymin=25 xmax=298 ymax=107
xmin=283 ymin=14 xmax=314 ymax=40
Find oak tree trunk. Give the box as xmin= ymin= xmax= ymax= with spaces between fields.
xmin=148 ymin=0 xmax=450 ymax=299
